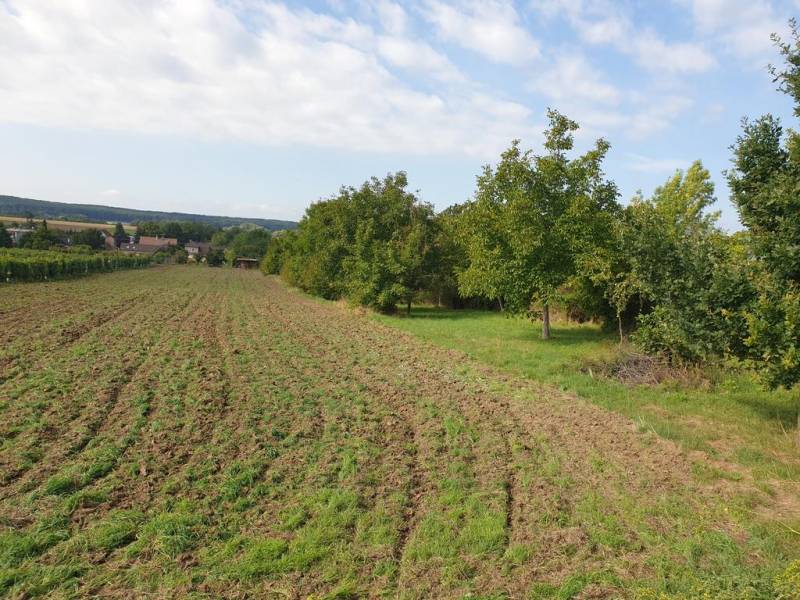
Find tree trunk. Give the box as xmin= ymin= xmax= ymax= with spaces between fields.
xmin=542 ymin=303 xmax=551 ymax=340
xmin=617 ymin=310 xmax=624 ymax=344
xmin=498 ymin=297 xmax=504 ymax=312
xmin=407 ymin=300 xmax=412 ymax=315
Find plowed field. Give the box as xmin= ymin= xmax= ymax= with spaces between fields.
xmin=0 ymin=267 xmax=792 ymax=598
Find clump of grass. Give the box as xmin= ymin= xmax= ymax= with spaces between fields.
xmin=127 ymin=501 xmax=205 ymax=559
xmin=85 ymin=510 xmax=144 ymax=552
xmin=0 ymin=514 xmax=70 ymax=568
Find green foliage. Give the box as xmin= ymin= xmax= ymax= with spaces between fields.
xmin=744 ymin=281 xmax=800 ymax=389
xmin=70 ymin=228 xmax=105 ymax=250
xmin=0 ymin=248 xmax=150 ymax=283
xmin=221 ymin=227 xmax=272 ymax=264
xmin=457 ymin=111 xmax=619 ymax=335
xmin=774 ymin=559 xmax=800 ymax=599
xmin=135 ymin=220 xmax=218 ymax=244
xmin=206 ymin=247 xmax=226 ymax=267
xmin=18 ymin=222 xmax=63 ymax=250
xmin=112 ymin=222 xmax=126 ymax=247
xmin=0 ymin=223 xmax=11 ymax=248
xmin=279 ymin=172 xmax=437 ymax=312
xmin=85 ymin=510 xmax=144 ymax=551
xmin=260 ymin=232 xmax=295 ymax=275
xmin=726 ymin=22 xmax=800 ymax=393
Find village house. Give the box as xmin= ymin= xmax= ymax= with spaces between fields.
xmin=185 ymin=241 xmax=211 ymax=259
xmin=7 ymin=228 xmax=34 ymax=246
xmin=120 ymin=236 xmax=178 ymax=254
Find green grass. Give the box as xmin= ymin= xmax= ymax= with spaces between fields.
xmin=375 ymin=307 xmax=800 ymax=485
xmin=377 ymin=306 xmax=800 ymax=598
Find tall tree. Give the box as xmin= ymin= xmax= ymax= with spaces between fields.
xmin=727 ymin=21 xmax=800 ymax=443
xmin=459 ymin=110 xmax=618 ymax=339
xmin=113 ymin=222 xmax=127 ymax=247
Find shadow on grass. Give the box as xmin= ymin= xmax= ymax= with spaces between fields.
xmin=733 ymin=393 xmax=799 ymax=430
xmin=400 ymin=307 xmax=613 ymax=346
xmin=399 ymin=307 xmax=490 ymax=320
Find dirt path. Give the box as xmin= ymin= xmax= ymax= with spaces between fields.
xmin=0 ymin=267 xmax=788 ymax=599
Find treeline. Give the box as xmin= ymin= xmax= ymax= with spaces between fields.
xmin=264 ymin=25 xmax=800 ymax=403
xmin=0 ymin=195 xmax=297 ymax=231
xmin=135 ymin=220 xmax=218 ymax=243
xmin=0 ymin=249 xmax=151 ymax=282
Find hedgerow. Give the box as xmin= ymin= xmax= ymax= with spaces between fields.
xmin=0 ymin=249 xmax=151 ymax=283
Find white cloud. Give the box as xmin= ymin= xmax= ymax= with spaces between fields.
xmin=678 ymin=0 xmax=789 ymax=61
xmin=0 ymin=0 xmax=537 ymax=158
xmin=532 ymin=0 xmax=716 ymax=73
xmin=628 ymin=95 xmax=694 ymax=139
xmin=101 ymin=189 xmax=122 ymax=197
xmin=632 ymin=30 xmax=716 ymax=73
xmin=375 ymin=0 xmax=407 ymax=35
xmin=376 ymin=36 xmax=464 ymax=81
xmin=529 ymin=53 xmax=620 ymax=104
xmin=627 ymin=153 xmax=689 ymax=174
xmin=422 ymin=0 xmax=540 ymax=64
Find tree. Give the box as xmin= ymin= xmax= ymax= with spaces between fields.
xmin=261 ymin=232 xmax=295 ymax=275
xmin=459 ymin=111 xmax=619 ymax=339
xmin=726 ymin=20 xmax=800 ymax=444
xmin=19 ymin=222 xmax=62 ymax=250
xmin=427 ymin=206 xmax=468 ymax=307
xmin=207 ymin=248 xmax=226 ymax=267
xmin=71 ymin=228 xmax=105 ymax=250
xmin=342 ymin=173 xmax=435 ymax=312
xmin=583 ymin=162 xmax=753 ymax=359
xmin=0 ymin=223 xmax=11 ymax=248
xmin=223 ymin=228 xmax=272 ymax=264
xmin=113 ymin=222 xmax=127 ymax=247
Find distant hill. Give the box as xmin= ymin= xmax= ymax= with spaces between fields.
xmin=0 ymin=195 xmax=297 ymax=231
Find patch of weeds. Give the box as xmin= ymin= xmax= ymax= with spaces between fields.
xmin=528 ymin=581 xmax=559 ymax=598
xmin=280 ymin=505 xmax=309 ymax=531
xmin=43 ymin=445 xmax=123 ymax=496
xmin=85 ymin=509 xmax=144 ymax=552
xmin=691 ymin=462 xmax=743 ymax=483
xmin=43 ymin=474 xmax=80 ymax=496
xmin=0 ymin=563 xmax=85 ymax=596
xmin=218 ymin=458 xmax=267 ymax=502
xmin=0 ymin=514 xmax=71 ymax=568
xmin=574 ymin=492 xmax=633 ymax=552
xmin=236 ymin=538 xmax=290 ymax=579
xmin=775 ymin=559 xmax=800 ymax=599
xmin=127 ymin=502 xmax=204 ymax=559
xmin=337 ymin=448 xmax=358 ymax=480
xmin=63 ymin=487 xmax=110 ymax=513
xmin=503 ymin=544 xmax=531 ymax=570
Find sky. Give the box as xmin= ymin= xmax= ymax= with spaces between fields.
xmin=1 ymin=0 xmax=799 ymax=229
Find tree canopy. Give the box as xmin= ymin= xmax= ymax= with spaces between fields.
xmin=458 ymin=111 xmax=619 ymax=338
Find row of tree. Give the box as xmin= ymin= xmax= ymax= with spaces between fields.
xmin=0 ymin=220 xmax=113 ymax=251
xmin=263 ymin=24 xmax=800 ymax=408
xmin=135 ymin=220 xmax=217 ymax=244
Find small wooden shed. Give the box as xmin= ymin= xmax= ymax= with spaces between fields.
xmin=234 ymin=257 xmax=260 ymax=269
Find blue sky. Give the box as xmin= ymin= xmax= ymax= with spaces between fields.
xmin=1 ymin=0 xmax=798 ymax=229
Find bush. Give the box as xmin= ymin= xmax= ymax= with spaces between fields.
xmin=207 ymin=248 xmax=225 ymax=267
